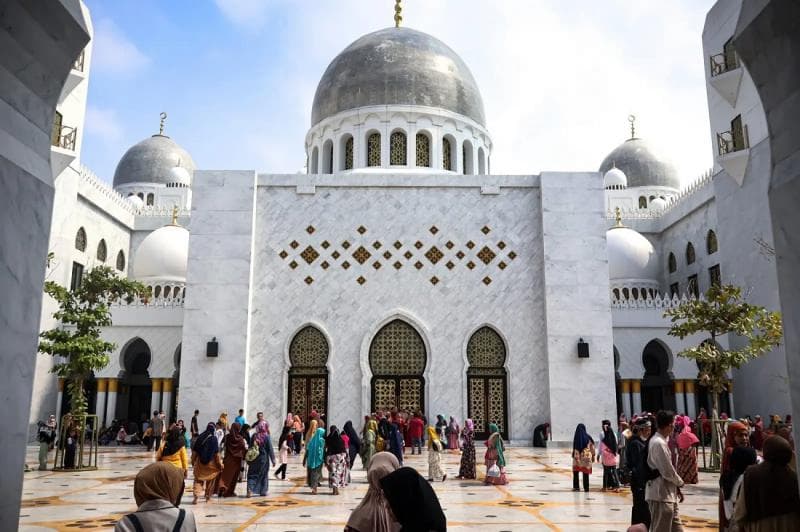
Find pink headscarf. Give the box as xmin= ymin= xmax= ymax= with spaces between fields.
xmin=255 ymin=420 xmax=269 ymax=446
xmin=465 ymin=418 xmax=475 ymax=432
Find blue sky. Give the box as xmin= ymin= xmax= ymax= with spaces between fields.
xmin=82 ymin=0 xmax=716 ymax=185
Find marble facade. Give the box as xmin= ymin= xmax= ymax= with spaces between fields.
xmin=179 ymin=171 xmax=616 ymax=443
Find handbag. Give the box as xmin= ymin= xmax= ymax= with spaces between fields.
xmin=245 ymin=442 xmax=259 ymax=463
xmin=376 ymin=436 xmax=385 ymax=452
xmin=432 ymin=439 xmax=443 ymax=452
xmin=487 ymin=464 xmax=500 ymax=478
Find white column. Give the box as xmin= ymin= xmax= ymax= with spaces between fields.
xmin=674 ymin=380 xmax=686 ymax=415
xmin=151 ymin=378 xmax=163 ymax=414
xmin=162 ymin=379 xmax=173 ymax=423
xmin=685 ymin=380 xmax=697 ymax=418
xmin=632 ymin=380 xmax=642 ymax=415
xmin=94 ymin=378 xmax=107 ymax=428
xmin=106 ymin=379 xmax=118 ymax=424
xmin=55 ymin=378 xmax=64 ymax=427
xmin=621 ymin=380 xmax=632 ymax=420
xmin=727 ymin=382 xmax=735 ymax=418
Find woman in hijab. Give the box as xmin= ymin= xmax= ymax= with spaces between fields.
xmin=387 ymin=423 xmax=404 ymax=466
xmin=599 ymin=419 xmax=620 ymax=492
xmin=377 ymin=418 xmax=390 ymax=451
xmin=447 ymin=416 xmax=460 ymax=452
xmin=733 ymin=436 xmax=800 ymax=530
xmin=115 ymin=462 xmax=197 ymax=531
xmin=345 ymin=452 xmax=401 ymax=532
xmin=246 ymin=421 xmax=276 ymax=497
xmin=533 ymin=422 xmax=550 ymax=447
xmin=343 ymin=420 xmax=362 ymax=469
xmin=456 ymin=418 xmax=476 ymax=480
xmin=380 ymin=466 xmax=447 ymax=532
xmin=676 ymin=416 xmax=700 ymax=484
xmin=572 ymin=423 xmax=595 ymax=492
xmin=292 ymin=414 xmax=304 ymax=454
xmin=720 ymin=421 xmax=751 ymax=528
xmin=484 ymin=422 xmax=507 ymax=485
xmin=303 ymin=426 xmax=326 ymax=494
xmin=720 ymin=446 xmax=757 ymax=529
xmin=191 ymin=423 xmax=222 ymax=504
xmin=157 ymin=424 xmax=189 ymax=478
xmin=435 ymin=415 xmax=448 ymax=449
xmin=361 ymin=419 xmax=378 ymax=469
xmin=304 ymin=418 xmax=319 ymax=451
xmin=426 ymin=425 xmax=447 ymax=482
xmin=216 ymin=422 xmax=247 ymax=497
xmin=325 ymin=425 xmax=349 ymax=495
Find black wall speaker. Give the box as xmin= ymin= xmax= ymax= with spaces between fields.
xmin=577 ymin=338 xmax=590 ymax=358
xmin=207 ymin=337 xmax=218 ymax=357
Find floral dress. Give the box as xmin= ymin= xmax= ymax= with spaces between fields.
xmin=327 ymin=452 xmax=349 ymax=488
xmin=458 ymin=429 xmax=476 ymax=479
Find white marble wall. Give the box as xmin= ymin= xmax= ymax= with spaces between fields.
xmin=245 ymin=173 xmax=547 ymax=442
xmin=0 ymin=0 xmax=90 ymax=528
xmin=178 ymin=170 xmax=258 ymax=423
xmin=540 ymin=172 xmax=617 ymax=442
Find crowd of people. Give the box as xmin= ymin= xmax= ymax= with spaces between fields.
xmin=566 ymin=409 xmax=799 ymax=532
xmin=35 ymin=406 xmax=799 ymax=532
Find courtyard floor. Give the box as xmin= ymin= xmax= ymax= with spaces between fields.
xmin=19 ymin=445 xmax=720 ymax=531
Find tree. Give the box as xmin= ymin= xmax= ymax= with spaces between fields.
xmin=664 ymin=283 xmax=782 ymax=467
xmin=39 ymin=266 xmax=149 ymax=420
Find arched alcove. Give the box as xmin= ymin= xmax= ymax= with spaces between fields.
xmin=369 ymin=319 xmax=426 ymax=414
xmin=466 ymin=326 xmax=508 ymax=439
xmin=641 ymin=340 xmax=675 ymax=413
xmin=118 ymin=338 xmax=152 ymax=425
xmin=288 ymin=326 xmax=329 ymax=423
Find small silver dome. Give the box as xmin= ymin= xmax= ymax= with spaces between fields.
xmin=599 ymin=138 xmax=679 ymax=190
xmin=311 ymin=27 xmax=486 ymax=127
xmin=113 ymin=135 xmax=196 ymax=188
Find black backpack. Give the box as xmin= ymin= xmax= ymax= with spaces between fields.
xmin=640 ymin=436 xmax=661 ymax=481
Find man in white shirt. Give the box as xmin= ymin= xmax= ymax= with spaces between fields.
xmin=646 ymin=410 xmax=685 ymax=531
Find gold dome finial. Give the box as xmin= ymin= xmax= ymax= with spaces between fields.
xmin=159 ymin=112 xmax=168 ymax=135
xmin=171 ymin=204 xmax=179 ymax=226
xmin=394 ymin=0 xmax=403 ymax=27
xmin=627 ymin=114 xmax=636 ymax=139
xmin=614 ymin=206 xmax=624 ymax=228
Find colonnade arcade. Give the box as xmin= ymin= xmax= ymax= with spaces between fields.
xmin=55 ymin=337 xmax=182 ymax=429
xmin=615 ymin=339 xmax=734 ymax=420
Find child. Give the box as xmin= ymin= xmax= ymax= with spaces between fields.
xmin=274 ymin=426 xmax=291 ymax=480
xmin=117 ymin=426 xmax=128 ymax=446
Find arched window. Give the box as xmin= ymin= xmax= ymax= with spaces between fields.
xmin=342 ymin=135 xmax=354 ymax=170
xmin=442 ymin=136 xmax=453 ymax=171
xmin=164 ymin=286 xmax=172 ymax=298
xmin=370 ymin=320 xmax=426 ymax=413
xmin=686 ymin=242 xmax=696 ymax=265
xmin=390 ymin=131 xmax=407 ymax=165
xmin=462 ymin=140 xmax=474 ymax=174
xmin=146 ymin=193 xmax=154 ymax=206
xmin=632 ymin=287 xmax=640 ymax=300
xmin=322 ymin=139 xmax=333 ymax=174
xmin=478 ymin=147 xmax=486 ymax=175
xmin=415 ymin=133 xmax=430 ymax=167
xmin=75 ymin=227 xmax=87 ymax=251
xmin=310 ymin=146 xmax=319 ymax=173
xmin=367 ymin=132 xmax=381 ymax=167
xmin=116 ymin=250 xmax=126 ymax=271
xmin=466 ymin=326 xmax=508 ymax=438
xmin=154 ymin=286 xmax=162 ymax=298
xmin=613 ymin=288 xmax=620 ymax=300
xmin=288 ymin=326 xmax=329 ymax=423
xmin=638 ymin=196 xmax=647 ymax=209
xmin=706 ymin=230 xmax=718 ymax=254
xmin=96 ymin=239 xmax=107 ymax=262
xmin=137 ymin=192 xmax=144 ymax=200
xmin=668 ymin=252 xmax=677 ymax=273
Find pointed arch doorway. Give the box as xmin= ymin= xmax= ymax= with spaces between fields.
xmin=369 ymin=320 xmax=426 ymax=414
xmin=466 ymin=327 xmax=509 ymax=440
xmin=287 ymin=326 xmax=329 ymax=423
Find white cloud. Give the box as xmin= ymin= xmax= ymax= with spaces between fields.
xmin=91 ymin=18 xmax=149 ymax=76
xmin=85 ymin=105 xmax=124 ymax=143
xmin=213 ymin=0 xmax=273 ymax=31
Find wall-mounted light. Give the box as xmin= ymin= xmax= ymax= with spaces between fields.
xmin=577 ymin=338 xmax=589 ymax=358
xmin=207 ymin=337 xmax=218 ymax=357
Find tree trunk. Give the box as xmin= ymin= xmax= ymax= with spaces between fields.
xmin=711 ymin=392 xmax=721 ymax=470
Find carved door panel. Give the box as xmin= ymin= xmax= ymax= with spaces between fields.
xmin=371 ymin=377 xmax=424 ymax=414
xmin=468 ymin=375 xmax=508 ymax=440
xmin=288 ymin=375 xmax=328 ymax=423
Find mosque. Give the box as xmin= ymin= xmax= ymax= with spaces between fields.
xmin=30 ymin=0 xmax=790 ymax=444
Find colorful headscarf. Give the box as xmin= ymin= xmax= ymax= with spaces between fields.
xmin=572 ymin=423 xmax=593 ymax=452
xmin=254 ymin=420 xmax=269 ymax=446
xmin=465 ymin=418 xmax=475 ymax=433
xmin=305 ymin=419 xmax=318 ymax=442
xmin=305 ymin=427 xmax=326 ymax=469
xmin=488 ymin=422 xmax=506 ymax=466
xmin=426 ymin=425 xmax=440 ymax=449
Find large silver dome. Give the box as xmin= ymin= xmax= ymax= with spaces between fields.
xmin=599 ymin=138 xmax=680 ymax=190
xmin=113 ymin=135 xmax=196 ymax=188
xmin=311 ymin=27 xmax=486 ymax=127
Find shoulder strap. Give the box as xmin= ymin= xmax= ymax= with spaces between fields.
xmin=171 ymin=509 xmax=186 ymax=532
xmin=125 ymin=513 xmax=145 ymax=532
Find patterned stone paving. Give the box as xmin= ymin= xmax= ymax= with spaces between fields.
xmin=19 ymin=445 xmax=719 ymax=531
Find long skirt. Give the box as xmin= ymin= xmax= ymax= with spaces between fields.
xmin=193 ymin=458 xmax=222 ymax=500
xmin=447 ymin=433 xmax=460 ymax=451
xmin=247 ymin=449 xmax=270 ymax=495
xmin=307 ymin=464 xmax=323 ymax=488
xmin=676 ymin=447 xmax=698 ymax=484
xmin=458 ymin=442 xmax=476 ymax=479
xmin=360 ymin=441 xmax=375 ymax=470
xmin=217 ymin=455 xmax=243 ymax=497
xmin=327 ymin=452 xmax=349 ymax=488
xmin=428 ymin=449 xmax=446 ymax=481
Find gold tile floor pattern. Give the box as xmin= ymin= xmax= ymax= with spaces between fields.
xmin=19 ymin=446 xmax=719 ymax=531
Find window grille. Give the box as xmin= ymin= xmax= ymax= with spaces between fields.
xmin=686 ymin=242 xmax=696 ymax=265
xmin=116 ymin=250 xmax=126 ymax=271
xmin=96 ymin=239 xmax=107 ymax=262
xmin=415 ymin=133 xmax=430 ymax=167
xmin=390 ymin=131 xmax=407 ymax=166
xmin=442 ymin=138 xmax=452 ymax=171
xmin=706 ymin=230 xmax=718 ymax=254
xmin=75 ymin=227 xmax=87 ymax=251
xmin=344 ymin=137 xmax=353 ymax=170
xmin=367 ymin=133 xmax=381 ymax=167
